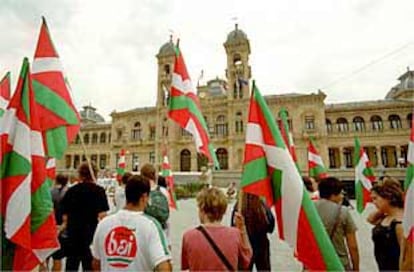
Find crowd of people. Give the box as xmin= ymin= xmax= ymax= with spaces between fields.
xmin=304 ymin=175 xmax=413 ymax=271
xmin=43 ymin=161 xmax=413 ymax=271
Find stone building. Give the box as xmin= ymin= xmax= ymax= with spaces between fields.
xmin=60 ymin=25 xmax=413 ymax=189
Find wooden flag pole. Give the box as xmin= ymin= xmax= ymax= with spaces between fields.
xmin=238 ymin=189 xmax=243 ymax=212
xmin=77 ymin=129 xmax=97 ymax=182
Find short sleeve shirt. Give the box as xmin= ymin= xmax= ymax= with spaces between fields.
xmin=91 ymin=210 xmax=171 ymax=271
xmin=60 ymin=182 xmax=109 ymax=247
xmin=315 ymin=199 xmax=357 ymax=268
xmin=181 ymin=226 xmax=252 ymax=271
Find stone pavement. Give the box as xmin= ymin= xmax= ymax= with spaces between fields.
xmin=169 ymin=198 xmax=379 ymax=271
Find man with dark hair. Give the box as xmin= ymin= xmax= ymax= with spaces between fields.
xmin=91 ymin=175 xmax=172 ymax=271
xmin=141 ymin=163 xmax=171 ymax=244
xmin=315 ymin=177 xmax=359 ymax=270
xmin=60 ymin=162 xmax=109 ymax=271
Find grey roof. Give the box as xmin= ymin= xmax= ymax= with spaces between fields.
xmin=158 ymin=40 xmax=175 ymax=56
xmin=385 ymin=69 xmax=414 ymax=99
xmin=80 ymin=105 xmax=105 ymax=123
xmin=225 ymin=24 xmax=248 ymax=44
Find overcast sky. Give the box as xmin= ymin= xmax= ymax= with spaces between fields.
xmin=1 ymin=0 xmax=413 ymax=120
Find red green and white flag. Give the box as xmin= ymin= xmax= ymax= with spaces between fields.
xmin=241 ymin=82 xmax=343 ymax=271
xmin=32 ymin=17 xmax=80 ymax=159
xmin=168 ymin=45 xmax=219 ymax=169
xmin=354 ymin=137 xmax=375 ymax=213
xmin=0 ymin=71 xmax=11 ymax=117
xmin=46 ymin=158 xmax=56 ymax=182
xmin=162 ymin=151 xmax=178 ymax=210
xmin=403 ymin=110 xmax=414 ymax=241
xmin=404 ymin=110 xmax=414 ymax=192
xmin=116 ymin=149 xmax=126 ymax=182
xmin=308 ymin=138 xmax=328 ymax=180
xmin=278 ymin=108 xmax=300 ymax=172
xmin=1 ymin=58 xmax=59 ymax=271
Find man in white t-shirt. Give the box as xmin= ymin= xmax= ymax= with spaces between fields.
xmin=91 ymin=175 xmax=172 ymax=271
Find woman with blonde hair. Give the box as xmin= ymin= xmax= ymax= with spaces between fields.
xmin=181 ymin=187 xmax=252 ymax=271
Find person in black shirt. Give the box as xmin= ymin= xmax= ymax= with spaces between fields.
xmin=61 ymin=162 xmax=109 ymax=271
xmin=49 ymin=174 xmax=69 ymax=271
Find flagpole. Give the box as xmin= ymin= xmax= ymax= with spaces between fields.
xmin=77 ymin=129 xmax=97 ymax=182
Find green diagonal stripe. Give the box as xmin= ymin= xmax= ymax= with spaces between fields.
xmin=31 ymin=177 xmax=54 ymax=231
xmin=301 ymin=192 xmax=344 ymax=270
xmin=404 ymin=164 xmax=414 ymax=191
xmin=271 ymin=169 xmax=282 ymax=201
xmin=0 ymin=151 xmax=31 ymax=179
xmin=21 ymin=59 xmax=30 ymax=123
xmin=32 ymin=79 xmax=79 ymax=125
xmin=169 ymin=95 xmax=208 ymax=132
xmin=46 ymin=126 xmax=68 ymax=159
xmin=253 ymin=84 xmax=286 ymax=148
xmin=241 ymin=157 xmax=268 ymax=187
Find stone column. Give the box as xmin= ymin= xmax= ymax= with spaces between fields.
xmin=396 ymin=145 xmax=401 ymax=167
xmin=339 ymin=147 xmax=345 ymax=169
xmin=228 ymin=145 xmax=234 ymax=170
xmin=191 ymin=152 xmax=197 ymax=172
xmin=376 ymin=146 xmax=383 ymax=167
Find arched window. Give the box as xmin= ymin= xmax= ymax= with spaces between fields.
xmin=65 ymin=155 xmax=71 ymax=169
xmin=163 ymin=64 xmax=170 ymax=75
xmin=215 ymin=115 xmax=228 ymax=137
xmin=132 ymin=122 xmax=142 ymax=140
xmin=91 ymin=154 xmax=98 ymax=165
xmin=343 ymin=147 xmax=353 ymax=168
xmin=336 ymin=118 xmax=348 ymax=132
xmin=326 ymin=119 xmax=333 ymax=133
xmin=216 ymin=148 xmax=228 ymax=170
xmin=162 ymin=118 xmax=169 ymax=137
xmin=83 ymin=133 xmax=89 ymax=144
xmin=235 ymin=112 xmax=243 ymax=133
xmin=99 ymin=154 xmax=107 ymax=169
xmin=73 ymin=155 xmax=80 ymax=169
xmin=371 ymin=115 xmax=383 ymax=131
xmin=149 ymin=124 xmax=156 ymax=140
xmin=100 ymin=132 xmax=106 ymax=143
xmin=180 ymin=149 xmax=191 ymax=171
xmin=407 ymin=113 xmax=413 ymax=129
xmin=389 ymin=114 xmax=402 ymax=129
xmin=75 ymin=135 xmax=80 ymax=144
xmin=353 ymin=116 xmax=365 ymax=132
xmin=92 ymin=133 xmax=98 ymax=144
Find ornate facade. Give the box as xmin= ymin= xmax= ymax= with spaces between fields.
xmin=59 ymin=25 xmax=413 ymax=183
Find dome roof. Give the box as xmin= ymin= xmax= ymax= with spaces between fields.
xmin=158 ymin=37 xmax=175 ymax=56
xmin=80 ymin=105 xmax=105 ymax=123
xmin=225 ymin=24 xmax=248 ymax=44
xmin=386 ymin=69 xmax=414 ymax=100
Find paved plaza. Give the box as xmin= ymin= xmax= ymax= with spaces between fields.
xmin=169 ymin=198 xmax=379 ymax=271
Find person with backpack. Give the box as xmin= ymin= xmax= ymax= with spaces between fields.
xmin=91 ymin=175 xmax=172 ymax=271
xmin=140 ymin=164 xmax=171 ymax=245
xmin=314 ymin=177 xmax=359 ymax=271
